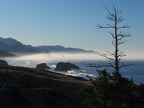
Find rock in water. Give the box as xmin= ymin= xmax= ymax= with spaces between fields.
xmin=55 ymin=62 xmax=80 ymax=71
xmin=36 ymin=63 xmax=50 ymax=69
xmin=0 ymin=60 xmax=8 ymax=65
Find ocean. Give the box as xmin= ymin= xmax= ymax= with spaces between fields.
xmin=4 ymin=53 xmax=144 ymax=84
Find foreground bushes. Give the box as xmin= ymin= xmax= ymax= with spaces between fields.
xmin=0 ymin=86 xmax=27 ymax=107
xmin=80 ymin=69 xmax=144 ymax=108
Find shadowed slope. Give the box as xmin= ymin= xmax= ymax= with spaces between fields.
xmin=0 ymin=65 xmax=89 ymax=108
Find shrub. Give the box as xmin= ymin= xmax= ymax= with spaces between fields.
xmin=80 ymin=69 xmax=143 ymax=108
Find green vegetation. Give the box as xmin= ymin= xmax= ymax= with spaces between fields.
xmin=80 ymin=69 xmax=144 ymax=108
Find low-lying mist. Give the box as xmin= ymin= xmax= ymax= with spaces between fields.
xmin=5 ymin=52 xmax=103 ymax=62
xmin=3 ymin=52 xmax=104 ymax=67
xmin=3 ymin=52 xmax=143 ymax=66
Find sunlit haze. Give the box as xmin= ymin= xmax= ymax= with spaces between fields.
xmin=5 ymin=53 xmax=103 ymax=62
xmin=4 ymin=52 xmax=143 ymax=65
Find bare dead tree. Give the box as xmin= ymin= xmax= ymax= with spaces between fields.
xmin=97 ymin=5 xmax=131 ymax=72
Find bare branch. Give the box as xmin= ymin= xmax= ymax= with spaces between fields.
xmin=105 ymin=5 xmax=113 ymax=17
xmin=107 ymin=15 xmax=115 ymax=22
xmin=108 ymin=62 xmax=115 ymax=68
xmin=106 ymin=51 xmax=115 ymax=57
xmin=109 ymin=32 xmax=115 ymax=39
xmin=118 ymin=40 xmax=126 ymax=45
xmin=117 ymin=16 xmax=124 ymax=23
xmin=99 ymin=52 xmax=115 ymax=62
xmin=96 ymin=5 xmax=131 ymax=72
xmin=97 ymin=24 xmax=113 ymax=29
xmin=119 ymin=63 xmax=134 ymax=69
xmin=117 ymin=51 xmax=126 ymax=58
xmin=118 ymin=25 xmax=130 ymax=29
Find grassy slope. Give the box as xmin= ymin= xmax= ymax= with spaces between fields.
xmin=0 ymin=65 xmax=89 ymax=108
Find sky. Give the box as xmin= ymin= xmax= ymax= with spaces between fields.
xmin=0 ymin=0 xmax=144 ymax=59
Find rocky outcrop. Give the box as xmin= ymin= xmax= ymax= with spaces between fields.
xmin=36 ymin=63 xmax=50 ymax=69
xmin=54 ymin=62 xmax=80 ymax=71
xmin=0 ymin=60 xmax=8 ymax=65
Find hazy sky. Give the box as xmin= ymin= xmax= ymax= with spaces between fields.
xmin=0 ymin=0 xmax=144 ymax=58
